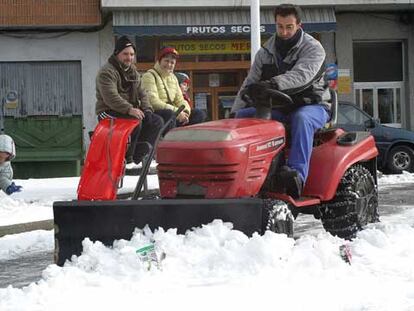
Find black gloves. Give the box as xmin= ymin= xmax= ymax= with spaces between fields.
xmin=248 ymin=80 xmax=278 ymax=100
xmin=6 ymin=182 xmax=22 ymax=195
xmin=257 ymin=80 xmax=276 ymax=90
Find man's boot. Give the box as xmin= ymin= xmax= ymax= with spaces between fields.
xmin=133 ymin=142 xmax=152 ymax=165
xmin=273 ymin=166 xmax=304 ymax=199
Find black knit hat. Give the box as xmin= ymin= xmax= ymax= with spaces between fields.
xmin=114 ymin=36 xmax=136 ymax=55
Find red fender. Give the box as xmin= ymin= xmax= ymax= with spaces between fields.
xmin=304 ymin=129 xmax=378 ymax=201
xmin=77 ymin=118 xmax=140 ymax=200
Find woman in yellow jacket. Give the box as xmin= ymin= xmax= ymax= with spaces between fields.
xmin=142 ymin=47 xmax=206 ymax=128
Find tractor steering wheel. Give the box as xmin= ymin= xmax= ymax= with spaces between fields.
xmin=241 ymin=84 xmax=294 ymax=108
xmin=240 ymin=84 xmax=294 ymax=119
xmin=265 ymin=88 xmax=294 ymax=108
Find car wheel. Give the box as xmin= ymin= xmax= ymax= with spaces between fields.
xmin=386 ymin=145 xmax=414 ymax=174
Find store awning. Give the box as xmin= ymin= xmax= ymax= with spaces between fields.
xmin=113 ymin=7 xmax=336 ymax=37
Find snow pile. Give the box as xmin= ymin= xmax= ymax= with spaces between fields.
xmin=0 ymin=171 xmax=414 ymax=310
xmin=0 ymin=230 xmax=53 ymax=260
xmin=1 ymin=220 xmax=414 ymax=310
xmin=378 ymin=170 xmax=414 ymax=185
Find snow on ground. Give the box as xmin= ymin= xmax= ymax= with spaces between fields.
xmin=0 ymin=174 xmax=159 ymax=226
xmin=0 ymin=230 xmax=53 ymax=261
xmin=378 ymin=170 xmax=414 ymax=185
xmin=0 ymin=172 xmax=413 ymax=310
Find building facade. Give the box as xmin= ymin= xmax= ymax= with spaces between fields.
xmin=103 ymin=0 xmax=414 ymax=130
xmin=1 ymin=0 xmax=413 ymax=177
xmin=111 ymin=6 xmax=336 ymax=121
xmin=0 ymin=0 xmax=113 ymax=177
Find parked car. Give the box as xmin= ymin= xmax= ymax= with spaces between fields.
xmin=337 ymin=102 xmax=414 ymax=174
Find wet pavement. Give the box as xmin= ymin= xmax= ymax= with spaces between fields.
xmin=0 ymin=250 xmax=53 ymax=288
xmin=1 ymin=182 xmax=414 ymax=289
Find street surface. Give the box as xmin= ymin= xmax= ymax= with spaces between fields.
xmin=1 ymin=182 xmax=413 ymax=288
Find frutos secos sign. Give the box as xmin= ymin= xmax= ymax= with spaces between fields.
xmin=161 ymin=39 xmax=252 ymax=55
xmin=185 ymin=25 xmax=267 ymax=34
xmin=113 ymin=24 xmax=275 ymax=37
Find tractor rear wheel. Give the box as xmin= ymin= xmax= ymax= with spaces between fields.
xmin=319 ymin=165 xmax=379 ymax=240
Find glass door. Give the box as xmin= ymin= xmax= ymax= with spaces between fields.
xmin=355 ymin=82 xmax=404 ymax=127
xmin=353 ymin=41 xmax=404 ymax=128
xmin=194 ymin=91 xmax=212 ymax=120
xmin=193 ymin=71 xmax=245 ymax=120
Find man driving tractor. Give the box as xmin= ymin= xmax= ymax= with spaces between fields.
xmin=232 ymin=4 xmax=331 ymax=199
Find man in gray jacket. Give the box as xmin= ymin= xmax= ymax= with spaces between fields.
xmin=232 ymin=4 xmax=330 ymax=198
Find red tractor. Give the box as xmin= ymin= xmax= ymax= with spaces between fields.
xmin=54 ymin=89 xmax=379 ymax=266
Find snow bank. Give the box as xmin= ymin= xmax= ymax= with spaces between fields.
xmin=1 ymin=220 xmax=414 ymax=310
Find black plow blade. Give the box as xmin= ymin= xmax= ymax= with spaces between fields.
xmin=53 ymin=198 xmax=264 ymax=266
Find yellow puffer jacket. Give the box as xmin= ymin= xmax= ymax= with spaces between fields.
xmin=142 ymin=62 xmax=191 ymax=114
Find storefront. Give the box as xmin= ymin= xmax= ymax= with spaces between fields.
xmin=336 ymin=12 xmax=414 ymax=129
xmin=113 ymin=8 xmax=336 ymax=120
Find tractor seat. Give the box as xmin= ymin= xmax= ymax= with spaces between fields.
xmin=313 ymin=89 xmax=338 ymax=146
xmin=320 ymin=88 xmax=338 ymax=131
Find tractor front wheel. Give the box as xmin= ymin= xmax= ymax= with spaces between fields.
xmin=319 ymin=165 xmax=379 ymax=239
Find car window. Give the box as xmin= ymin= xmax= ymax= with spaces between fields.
xmin=338 ymin=104 xmax=371 ymax=125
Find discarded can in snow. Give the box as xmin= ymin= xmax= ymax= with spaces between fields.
xmin=339 ymin=244 xmax=352 ymax=264
xmin=136 ymin=243 xmax=165 ymax=270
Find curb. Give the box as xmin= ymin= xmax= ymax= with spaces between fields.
xmin=0 ymin=219 xmax=54 ymax=237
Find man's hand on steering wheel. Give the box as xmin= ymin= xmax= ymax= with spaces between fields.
xmin=244 ymin=81 xmax=294 ymax=109
xmin=248 ymin=80 xmax=277 ymax=99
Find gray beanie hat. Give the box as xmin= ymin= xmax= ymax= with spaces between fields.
xmin=0 ymin=134 xmax=16 ymax=160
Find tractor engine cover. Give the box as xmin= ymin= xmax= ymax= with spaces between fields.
xmin=157 ymin=119 xmax=285 ymax=199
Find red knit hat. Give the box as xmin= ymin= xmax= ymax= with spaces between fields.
xmin=158 ymin=47 xmax=179 ymax=61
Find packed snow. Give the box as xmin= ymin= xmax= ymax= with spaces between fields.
xmin=0 ymin=172 xmax=414 ymax=310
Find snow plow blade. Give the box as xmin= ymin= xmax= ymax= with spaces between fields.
xmin=53 ymin=198 xmax=264 ymax=266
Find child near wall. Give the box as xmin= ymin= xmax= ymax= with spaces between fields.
xmin=0 ymin=134 xmax=22 ymax=195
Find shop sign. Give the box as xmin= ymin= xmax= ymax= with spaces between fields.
xmin=326 ymin=63 xmax=338 ymax=90
xmin=114 ymin=24 xmax=275 ymax=37
xmin=195 ymin=93 xmax=208 ymax=110
xmin=209 ymin=74 xmax=220 ymax=87
xmin=185 ymin=25 xmax=267 ymax=35
xmin=161 ymin=39 xmax=251 ymax=55
xmin=338 ymin=69 xmax=352 ymax=95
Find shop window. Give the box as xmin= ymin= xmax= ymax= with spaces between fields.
xmin=179 ymin=55 xmax=197 ymax=62
xmin=353 ymin=41 xmax=403 ymax=82
xmin=353 ymin=41 xmax=404 ymax=127
xmin=198 ymin=54 xmax=242 ymax=61
xmin=219 ymin=94 xmax=236 ymax=119
xmin=135 ymin=37 xmax=156 ymax=62
xmin=193 ymin=73 xmax=209 ymax=88
xmin=193 ymin=72 xmax=239 ymax=88
xmin=355 ymin=84 xmax=403 ymax=126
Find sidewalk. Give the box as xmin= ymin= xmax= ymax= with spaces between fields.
xmin=0 ymin=220 xmax=54 ymax=237
xmin=0 ymin=170 xmax=159 ymax=237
